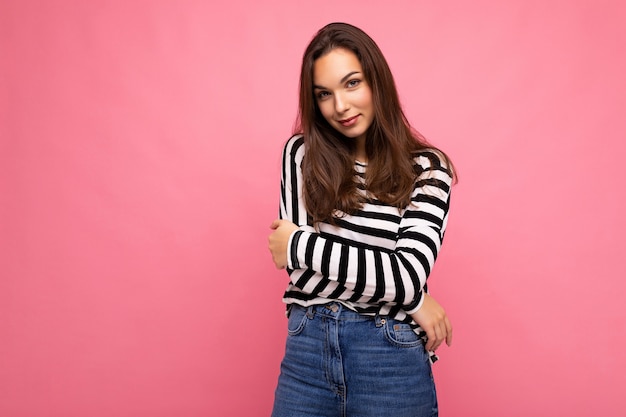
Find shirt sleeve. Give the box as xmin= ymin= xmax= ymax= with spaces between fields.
xmin=279 ymin=135 xmax=309 ymax=226
xmin=279 ymin=135 xmax=452 ymax=314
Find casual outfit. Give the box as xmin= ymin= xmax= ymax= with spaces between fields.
xmin=272 ymin=134 xmax=452 ymax=417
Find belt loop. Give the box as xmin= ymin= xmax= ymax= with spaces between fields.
xmin=306 ymin=305 xmax=315 ymax=319
xmin=374 ymin=314 xmax=387 ymax=328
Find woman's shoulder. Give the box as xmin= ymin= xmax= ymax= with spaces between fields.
xmin=412 ymin=147 xmax=455 ymax=187
xmin=282 ymin=134 xmax=306 ymax=164
xmin=413 ymin=148 xmax=449 ymax=170
xmin=285 ymin=133 xmax=304 ymax=149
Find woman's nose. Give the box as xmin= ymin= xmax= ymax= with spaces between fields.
xmin=334 ymin=93 xmax=350 ymax=113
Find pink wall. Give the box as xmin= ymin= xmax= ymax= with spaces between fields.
xmin=1 ymin=1 xmax=625 ymax=416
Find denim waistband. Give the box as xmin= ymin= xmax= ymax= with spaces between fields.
xmin=290 ymin=302 xmax=384 ymax=324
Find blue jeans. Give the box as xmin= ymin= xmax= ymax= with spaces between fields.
xmin=272 ymin=302 xmax=438 ymax=417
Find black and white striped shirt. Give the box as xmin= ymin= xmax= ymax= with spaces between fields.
xmin=279 ymin=135 xmax=452 ymax=324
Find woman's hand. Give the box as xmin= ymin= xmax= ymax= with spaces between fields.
xmin=409 ymin=293 xmax=453 ymax=352
xmin=268 ymin=219 xmax=300 ymax=269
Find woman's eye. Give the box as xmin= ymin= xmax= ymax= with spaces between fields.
xmin=347 ymin=79 xmax=361 ymax=88
xmin=317 ymin=91 xmax=330 ymax=99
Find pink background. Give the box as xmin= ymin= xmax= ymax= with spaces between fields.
xmin=2 ymin=1 xmax=625 ymax=416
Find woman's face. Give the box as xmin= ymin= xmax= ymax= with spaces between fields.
xmin=313 ymin=48 xmax=374 ymax=144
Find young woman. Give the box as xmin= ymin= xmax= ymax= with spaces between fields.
xmin=268 ymin=22 xmax=455 ymax=417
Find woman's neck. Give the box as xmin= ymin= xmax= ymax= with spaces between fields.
xmin=354 ymin=135 xmax=368 ymax=163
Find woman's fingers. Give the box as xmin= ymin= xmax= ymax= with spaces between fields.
xmin=409 ymin=293 xmax=452 ymax=352
xmin=445 ymin=316 xmax=453 ymax=347
xmin=268 ymin=219 xmax=300 ymax=269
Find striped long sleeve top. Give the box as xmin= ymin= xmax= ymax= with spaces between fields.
xmin=279 ymin=134 xmax=452 ymax=324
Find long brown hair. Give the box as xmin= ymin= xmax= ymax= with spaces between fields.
xmin=295 ymin=22 xmax=454 ymax=225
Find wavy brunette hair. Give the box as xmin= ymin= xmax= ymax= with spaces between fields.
xmin=295 ymin=22 xmax=454 ymax=225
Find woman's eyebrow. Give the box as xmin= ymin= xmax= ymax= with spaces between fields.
xmin=313 ymin=71 xmax=362 ymax=90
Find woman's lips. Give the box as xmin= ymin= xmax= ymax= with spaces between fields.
xmin=338 ymin=115 xmax=359 ymax=127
